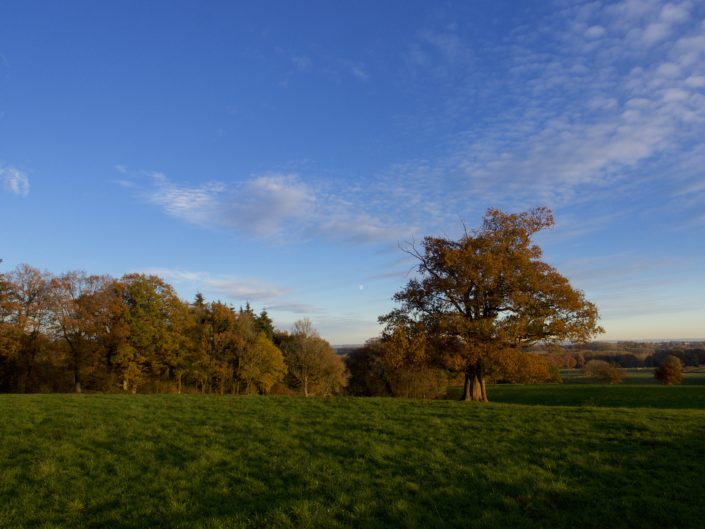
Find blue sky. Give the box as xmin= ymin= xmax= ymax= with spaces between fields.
xmin=1 ymin=0 xmax=704 ymax=344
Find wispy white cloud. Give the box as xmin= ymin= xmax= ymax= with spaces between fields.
xmin=149 ymin=172 xmax=225 ymax=227
xmin=124 ymin=168 xmax=411 ymax=244
xmin=264 ymin=302 xmax=323 ymax=314
xmin=123 ymin=0 xmax=705 ymax=250
xmin=382 ymin=0 xmax=705 ymax=229
xmin=146 ymin=172 xmax=311 ymax=237
xmin=142 ymin=268 xmax=287 ymax=301
xmin=1 ymin=166 xmax=30 ymax=196
xmin=140 ymin=268 xmax=330 ymax=318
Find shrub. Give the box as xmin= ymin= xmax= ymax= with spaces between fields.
xmin=582 ymin=359 xmax=625 ymax=384
xmin=655 ymin=355 xmax=683 ymax=385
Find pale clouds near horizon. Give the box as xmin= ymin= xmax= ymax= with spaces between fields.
xmin=141 ymin=268 xmax=288 ymax=301
xmin=138 ymin=267 xmax=340 ymax=334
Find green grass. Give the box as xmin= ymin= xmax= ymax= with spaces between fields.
xmin=561 ymin=368 xmax=705 ymax=385
xmin=444 ymin=369 xmax=705 ymax=409
xmin=486 ymin=383 xmax=705 ymax=408
xmin=2 ymin=394 xmax=705 ymax=528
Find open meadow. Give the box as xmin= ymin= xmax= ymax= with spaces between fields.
xmin=2 ymin=384 xmax=705 ymax=529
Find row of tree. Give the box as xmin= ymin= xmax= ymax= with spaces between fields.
xmin=0 ymin=264 xmax=347 ymax=395
xmin=530 ymin=342 xmax=705 ymax=369
xmin=2 ymin=208 xmax=610 ymax=401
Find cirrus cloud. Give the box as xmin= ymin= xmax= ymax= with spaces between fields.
xmin=121 ymin=168 xmax=413 ymax=245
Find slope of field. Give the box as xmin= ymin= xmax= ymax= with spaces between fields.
xmin=1 ymin=394 xmax=704 ymax=529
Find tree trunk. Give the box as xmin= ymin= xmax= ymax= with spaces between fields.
xmin=303 ymin=376 xmax=309 ymax=397
xmin=74 ymin=362 xmax=82 ymax=393
xmin=471 ymin=374 xmax=486 ymax=401
xmin=461 ymin=367 xmax=488 ymax=402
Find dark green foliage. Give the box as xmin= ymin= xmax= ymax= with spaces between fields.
xmin=1 ymin=394 xmax=705 ymax=529
xmin=256 ymin=310 xmax=274 ymax=340
xmin=344 ymin=339 xmax=449 ymax=399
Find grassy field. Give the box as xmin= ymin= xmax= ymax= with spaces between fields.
xmin=446 ymin=369 xmax=705 ymax=408
xmin=486 ymin=383 xmax=705 ymax=408
xmin=2 ymin=392 xmax=705 ymax=529
xmin=561 ymin=368 xmax=705 ymax=385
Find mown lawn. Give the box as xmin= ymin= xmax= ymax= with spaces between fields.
xmin=1 ymin=394 xmax=704 ymax=529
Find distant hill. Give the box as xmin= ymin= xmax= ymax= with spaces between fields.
xmin=333 ymin=345 xmax=364 ymax=356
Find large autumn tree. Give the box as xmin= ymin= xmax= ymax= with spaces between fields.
xmin=381 ymin=208 xmax=603 ymax=402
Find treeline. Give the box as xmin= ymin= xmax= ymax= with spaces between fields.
xmin=0 ymin=264 xmax=347 ymax=394
xmin=10 ymin=260 xmax=697 ymax=398
xmin=531 ymin=341 xmax=705 ymax=370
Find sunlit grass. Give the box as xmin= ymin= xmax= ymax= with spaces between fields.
xmin=1 ymin=394 xmax=704 ymax=528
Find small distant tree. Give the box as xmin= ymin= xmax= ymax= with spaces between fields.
xmin=583 ymin=359 xmax=625 ymax=384
xmin=655 ymin=355 xmax=683 ymax=385
xmin=281 ymin=319 xmax=348 ymax=396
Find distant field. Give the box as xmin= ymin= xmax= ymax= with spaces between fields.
xmin=2 ymin=395 xmax=705 ymax=528
xmin=561 ymin=368 xmax=705 ymax=385
xmin=445 ymin=369 xmax=705 ymax=409
xmin=485 ymin=383 xmax=705 ymax=409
